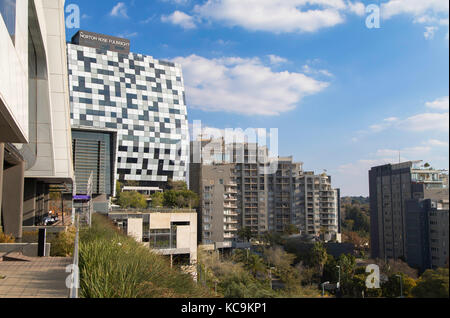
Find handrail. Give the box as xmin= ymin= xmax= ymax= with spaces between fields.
xmin=69 ymin=216 xmax=80 ymax=299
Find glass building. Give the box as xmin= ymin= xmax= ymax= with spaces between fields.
xmin=67 ymin=31 xmax=189 ymax=191
xmin=72 ymin=129 xmax=117 ymax=196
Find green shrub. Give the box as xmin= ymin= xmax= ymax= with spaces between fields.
xmin=79 ymin=214 xmax=211 ymax=298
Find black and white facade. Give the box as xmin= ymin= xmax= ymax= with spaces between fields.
xmin=67 ymin=33 xmax=189 ymax=190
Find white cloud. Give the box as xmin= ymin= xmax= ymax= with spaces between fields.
xmin=382 ymin=0 xmax=449 ymax=39
xmin=162 ymin=0 xmax=190 ymax=4
xmin=116 ymin=31 xmax=138 ymax=38
xmin=399 ymin=112 xmax=449 ymax=132
xmin=161 ymin=11 xmax=197 ymax=29
xmin=354 ymin=97 xmax=449 ymax=141
xmin=267 ymin=55 xmax=288 ymax=65
xmin=426 ymin=96 xmax=449 ymax=110
xmin=424 ymin=26 xmax=438 ymax=39
xmin=384 ymin=117 xmax=399 ymax=122
xmin=381 ymin=0 xmax=449 ymax=20
xmin=192 ymin=0 xmax=366 ymax=33
xmin=172 ymin=54 xmax=329 ymax=116
xmin=336 ymin=158 xmax=393 ymax=196
xmin=302 ymin=64 xmax=334 ymax=77
xmin=110 ymin=2 xmax=128 ymax=18
xmin=427 ymin=139 xmax=449 ymax=147
xmin=375 ymin=146 xmax=432 ymax=160
xmin=347 ymin=1 xmax=365 ymax=16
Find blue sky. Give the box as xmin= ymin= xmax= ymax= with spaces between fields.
xmin=65 ymin=0 xmax=449 ymax=196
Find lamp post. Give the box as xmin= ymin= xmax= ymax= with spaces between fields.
xmin=395 ymin=275 xmax=404 ymax=298
xmin=336 ymin=265 xmax=341 ymax=290
xmin=269 ymin=267 xmax=275 ymax=290
xmin=321 ymin=282 xmax=330 ymax=297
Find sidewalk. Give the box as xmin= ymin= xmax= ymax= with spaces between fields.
xmin=0 ymin=257 xmax=72 ymax=298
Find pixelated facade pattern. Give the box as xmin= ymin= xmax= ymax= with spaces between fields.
xmin=67 ymin=43 xmax=189 ymax=186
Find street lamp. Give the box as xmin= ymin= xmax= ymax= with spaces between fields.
xmin=336 ymin=265 xmax=341 ymax=290
xmin=395 ymin=275 xmax=404 ymax=298
xmin=321 ymin=281 xmax=330 ymax=297
xmin=269 ymin=267 xmax=276 ymax=290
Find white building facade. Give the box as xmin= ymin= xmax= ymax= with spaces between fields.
xmin=1 ymin=0 xmax=73 ymax=238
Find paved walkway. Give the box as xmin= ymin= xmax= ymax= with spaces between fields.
xmin=0 ymin=257 xmax=72 ymax=298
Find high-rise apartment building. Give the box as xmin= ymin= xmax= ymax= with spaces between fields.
xmin=190 ymin=139 xmax=341 ymax=245
xmin=296 ymin=171 xmax=341 ymax=241
xmin=191 ymin=164 xmax=239 ymax=246
xmin=369 ymin=161 xmax=448 ymax=261
xmin=67 ymin=31 xmax=189 ymax=196
xmin=1 ymin=0 xmax=74 ymax=238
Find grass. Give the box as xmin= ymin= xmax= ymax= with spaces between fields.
xmin=0 ymin=230 xmax=15 ymax=243
xmin=79 ymin=214 xmax=213 ymax=298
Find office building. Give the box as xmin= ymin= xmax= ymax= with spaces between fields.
xmin=67 ymin=30 xmax=189 ymax=197
xmin=1 ymin=0 xmax=74 ymax=238
xmin=406 ymin=198 xmax=449 ymax=272
xmin=369 ymin=161 xmax=448 ymax=260
xmin=72 ymin=128 xmax=118 ymax=212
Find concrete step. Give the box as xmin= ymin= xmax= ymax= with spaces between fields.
xmin=2 ymin=252 xmax=33 ymax=262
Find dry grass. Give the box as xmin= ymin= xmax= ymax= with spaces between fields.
xmin=0 ymin=230 xmax=15 ymax=243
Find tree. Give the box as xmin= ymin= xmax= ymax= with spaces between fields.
xmin=343 ymin=231 xmax=369 ymax=249
xmin=168 ymin=180 xmax=188 ymax=191
xmin=335 ymin=254 xmax=357 ymax=296
xmin=264 ymin=246 xmax=296 ymax=270
xmin=246 ymin=254 xmax=266 ymax=277
xmin=344 ymin=205 xmax=370 ymax=234
xmin=115 ymin=181 xmax=123 ymax=197
xmin=150 ymin=192 xmax=164 ymax=208
xmin=283 ymin=224 xmax=299 ymax=235
xmin=309 ymin=242 xmax=328 ymax=277
xmin=375 ymin=258 xmax=419 ymax=279
xmin=382 ymin=273 xmax=416 ymax=298
xmin=350 ymin=268 xmax=383 ymax=298
xmin=117 ymin=191 xmax=148 ymax=209
xmin=412 ymin=268 xmax=449 ymax=298
xmin=237 ymin=227 xmax=252 ymax=242
xmin=163 ymin=190 xmax=199 ymax=209
xmin=163 ymin=190 xmax=178 ymax=208
xmin=295 ymin=262 xmax=316 ymax=286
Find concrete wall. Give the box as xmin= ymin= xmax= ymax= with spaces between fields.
xmin=127 ymin=218 xmax=143 ymax=243
xmin=148 ymin=212 xmax=197 ymax=264
xmin=23 ymin=0 xmax=73 ymax=180
xmin=0 ymin=243 xmax=51 ymax=257
xmin=0 ymin=0 xmax=29 ymax=143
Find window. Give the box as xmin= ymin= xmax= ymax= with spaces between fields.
xmin=0 ymin=0 xmax=16 ymax=43
xmin=149 ymin=229 xmax=172 ymax=249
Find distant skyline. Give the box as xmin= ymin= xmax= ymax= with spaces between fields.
xmin=65 ymin=0 xmax=449 ymax=196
